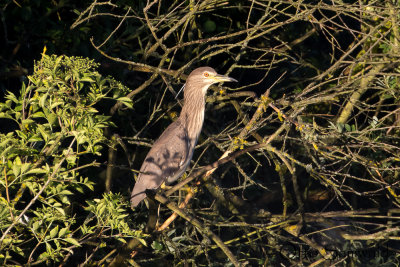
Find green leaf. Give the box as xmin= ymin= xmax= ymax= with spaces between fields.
xmin=22 ymin=119 xmax=35 ymax=126
xmin=12 ymin=164 xmax=21 ymax=177
xmin=20 ymin=163 xmax=31 ymax=175
xmin=50 ymin=102 xmax=64 ymax=109
xmin=39 ymin=93 xmax=48 ymax=108
xmin=117 ymin=237 xmax=127 ymax=244
xmin=151 ymin=241 xmax=163 ymax=250
xmin=337 ymin=123 xmax=344 ymax=133
xmin=0 ymin=112 xmax=14 ymax=120
xmin=26 ymin=168 xmax=47 ymax=175
xmin=80 ymin=77 xmax=95 ymax=82
xmin=32 ymin=221 xmax=40 ymax=232
xmin=13 ymin=246 xmax=25 ymax=257
xmin=59 ymin=190 xmax=73 ymax=195
xmin=28 ymin=134 xmax=44 ymax=142
xmin=117 ymin=97 xmax=133 ymax=108
xmin=31 ymin=111 xmax=46 ymax=119
xmin=137 ymin=238 xmax=147 ymax=246
xmin=16 ymin=130 xmax=28 ymax=140
xmin=36 ymin=124 xmax=49 ymax=142
xmin=58 ymin=227 xmax=68 ymax=238
xmin=64 ymin=238 xmax=80 ymax=247
xmin=38 ymin=252 xmax=49 ymax=261
xmin=117 ymin=214 xmax=128 ymax=219
xmin=6 ymin=91 xmax=18 ymax=103
xmin=47 ymin=113 xmax=58 ymax=126
xmin=97 ymin=203 xmax=106 ymax=216
xmin=45 ymin=242 xmax=52 ymax=253
xmin=49 ymin=225 xmax=59 ymax=239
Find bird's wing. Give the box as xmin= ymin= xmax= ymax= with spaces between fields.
xmin=130 ymin=120 xmax=189 ymax=207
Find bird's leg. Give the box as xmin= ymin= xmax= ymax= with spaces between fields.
xmin=160 ymin=182 xmax=173 ymax=190
xmin=144 ymin=197 xmax=158 ymax=233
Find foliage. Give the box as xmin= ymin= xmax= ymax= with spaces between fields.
xmin=0 ymin=54 xmax=139 ymax=265
xmin=1 ymin=0 xmax=400 ymax=266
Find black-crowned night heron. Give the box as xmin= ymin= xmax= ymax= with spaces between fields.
xmin=130 ymin=67 xmax=237 ymax=208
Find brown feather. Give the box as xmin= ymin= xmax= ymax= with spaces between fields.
xmin=130 ymin=66 xmax=236 ymax=208
xmin=130 ymin=120 xmax=190 ymax=207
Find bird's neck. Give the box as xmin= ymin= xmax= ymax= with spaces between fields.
xmin=179 ymin=90 xmax=206 ymax=149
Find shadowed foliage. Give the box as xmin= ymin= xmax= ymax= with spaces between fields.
xmin=1 ymin=0 xmax=400 ymax=265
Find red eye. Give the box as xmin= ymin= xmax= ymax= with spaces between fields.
xmin=204 ymin=72 xmax=209 ymax=77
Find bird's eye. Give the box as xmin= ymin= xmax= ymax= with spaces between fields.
xmin=203 ymin=72 xmax=209 ymax=77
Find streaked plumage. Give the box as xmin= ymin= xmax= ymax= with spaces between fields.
xmin=131 ymin=67 xmax=237 ymax=208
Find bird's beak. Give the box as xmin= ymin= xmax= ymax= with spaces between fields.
xmin=211 ymin=74 xmax=238 ymax=83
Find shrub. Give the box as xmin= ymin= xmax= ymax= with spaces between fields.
xmin=0 ymin=54 xmax=142 ymax=265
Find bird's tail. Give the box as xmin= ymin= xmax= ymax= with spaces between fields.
xmin=130 ymin=188 xmax=146 ymax=208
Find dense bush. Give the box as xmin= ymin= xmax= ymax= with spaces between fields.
xmin=1 ymin=0 xmax=400 ymax=266
xmin=0 ymin=54 xmax=139 ymax=265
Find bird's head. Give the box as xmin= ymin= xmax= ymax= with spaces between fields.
xmin=178 ymin=67 xmax=237 ymax=97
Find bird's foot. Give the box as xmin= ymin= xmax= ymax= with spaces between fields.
xmin=160 ymin=183 xmax=173 ymax=190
